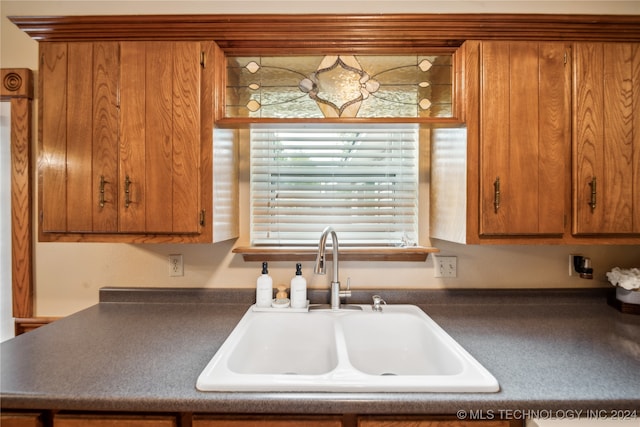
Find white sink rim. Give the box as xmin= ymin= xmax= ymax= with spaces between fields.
xmin=196 ymin=304 xmax=500 ymax=392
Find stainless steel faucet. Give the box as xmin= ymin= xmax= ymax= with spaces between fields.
xmin=314 ymin=226 xmax=350 ymax=310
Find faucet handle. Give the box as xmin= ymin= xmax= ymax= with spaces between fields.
xmin=338 ymin=277 xmax=352 ymax=299
xmin=372 ymin=295 xmax=386 ymax=312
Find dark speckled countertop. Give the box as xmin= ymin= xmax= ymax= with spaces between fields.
xmin=1 ymin=288 xmax=639 ymax=415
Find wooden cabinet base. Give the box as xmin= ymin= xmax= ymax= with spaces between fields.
xmin=14 ymin=317 xmax=60 ymax=336
xmin=54 ymin=414 xmax=176 ymax=427
xmin=193 ymin=415 xmax=343 ymax=427
xmin=1 ymin=412 xmax=523 ymax=427
xmin=358 ymin=417 xmax=521 ymax=427
xmin=0 ymin=412 xmax=43 ymax=427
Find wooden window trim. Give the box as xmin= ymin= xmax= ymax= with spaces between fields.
xmin=232 ymin=246 xmax=438 ymax=262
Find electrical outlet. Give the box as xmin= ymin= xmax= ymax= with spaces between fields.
xmin=169 ymin=254 xmax=184 ymax=277
xmin=569 ymin=254 xmax=582 ymax=277
xmin=435 ymin=256 xmax=457 ymax=278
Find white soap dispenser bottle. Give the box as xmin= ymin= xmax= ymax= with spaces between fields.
xmin=256 ymin=262 xmax=273 ymax=308
xmin=290 ymin=263 xmax=307 ymax=309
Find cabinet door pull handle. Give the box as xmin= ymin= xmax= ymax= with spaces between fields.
xmin=124 ymin=175 xmax=132 ymax=208
xmin=99 ymin=175 xmax=108 ymax=208
xmin=493 ymin=177 xmax=501 ymax=213
xmin=589 ymin=177 xmax=597 ymax=211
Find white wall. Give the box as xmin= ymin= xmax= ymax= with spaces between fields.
xmin=1 ymin=1 xmax=639 ymax=317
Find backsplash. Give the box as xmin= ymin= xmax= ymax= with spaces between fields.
xmin=35 ymin=239 xmax=639 ymax=316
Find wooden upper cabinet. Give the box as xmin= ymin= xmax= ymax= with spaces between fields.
xmin=573 ymin=42 xmax=640 ymax=235
xmin=478 ymin=41 xmax=570 ymax=236
xmin=431 ymin=40 xmax=639 ymax=244
xmin=431 ymin=40 xmax=571 ymax=244
xmin=38 ymin=40 xmax=231 ymax=242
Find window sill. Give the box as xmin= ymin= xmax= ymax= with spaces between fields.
xmin=232 ymin=246 xmax=439 ymax=262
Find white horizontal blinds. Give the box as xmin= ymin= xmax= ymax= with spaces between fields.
xmin=250 ymin=124 xmax=419 ymax=246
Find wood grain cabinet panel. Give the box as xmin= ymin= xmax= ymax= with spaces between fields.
xmin=53 ymin=414 xmax=176 ymax=427
xmin=573 ymin=42 xmax=640 ymax=235
xmin=358 ymin=417 xmax=518 ymax=427
xmin=38 ymin=40 xmax=225 ymax=241
xmin=40 ymin=41 xmax=120 ymax=233
xmin=478 ymin=41 xmax=570 ymax=236
xmin=0 ymin=412 xmax=43 ymax=427
xmin=192 ymin=416 xmax=343 ymax=427
xmin=119 ymin=41 xmax=202 ymax=234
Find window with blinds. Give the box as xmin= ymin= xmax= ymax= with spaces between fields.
xmin=250 ymin=124 xmax=419 ymax=246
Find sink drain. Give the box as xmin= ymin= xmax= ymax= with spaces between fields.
xmin=380 ymin=372 xmax=398 ymax=376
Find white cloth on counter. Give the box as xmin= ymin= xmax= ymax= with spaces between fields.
xmin=606 ymin=267 xmax=640 ymax=290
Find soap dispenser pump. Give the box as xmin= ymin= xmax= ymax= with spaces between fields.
xmin=290 ymin=263 xmax=307 ymax=309
xmin=256 ymin=262 xmax=273 ymax=308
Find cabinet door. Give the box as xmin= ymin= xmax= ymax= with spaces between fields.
xmin=573 ymin=42 xmax=640 ymax=235
xmin=118 ymin=41 xmax=202 ymax=234
xmin=41 ymin=41 xmax=203 ymax=236
xmin=193 ymin=416 xmax=343 ymax=427
xmin=359 ymin=418 xmax=515 ymax=427
xmin=40 ymin=42 xmax=119 ymax=233
xmin=54 ymin=414 xmax=176 ymax=427
xmin=479 ymin=41 xmax=569 ymax=236
xmin=0 ymin=412 xmax=43 ymax=427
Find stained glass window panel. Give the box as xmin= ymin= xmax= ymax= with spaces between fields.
xmin=226 ymin=55 xmax=453 ymax=119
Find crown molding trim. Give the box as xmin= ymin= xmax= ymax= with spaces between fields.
xmin=9 ymin=14 xmax=640 ymax=54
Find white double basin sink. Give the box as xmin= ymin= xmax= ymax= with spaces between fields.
xmin=196 ymin=304 xmax=499 ymax=392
